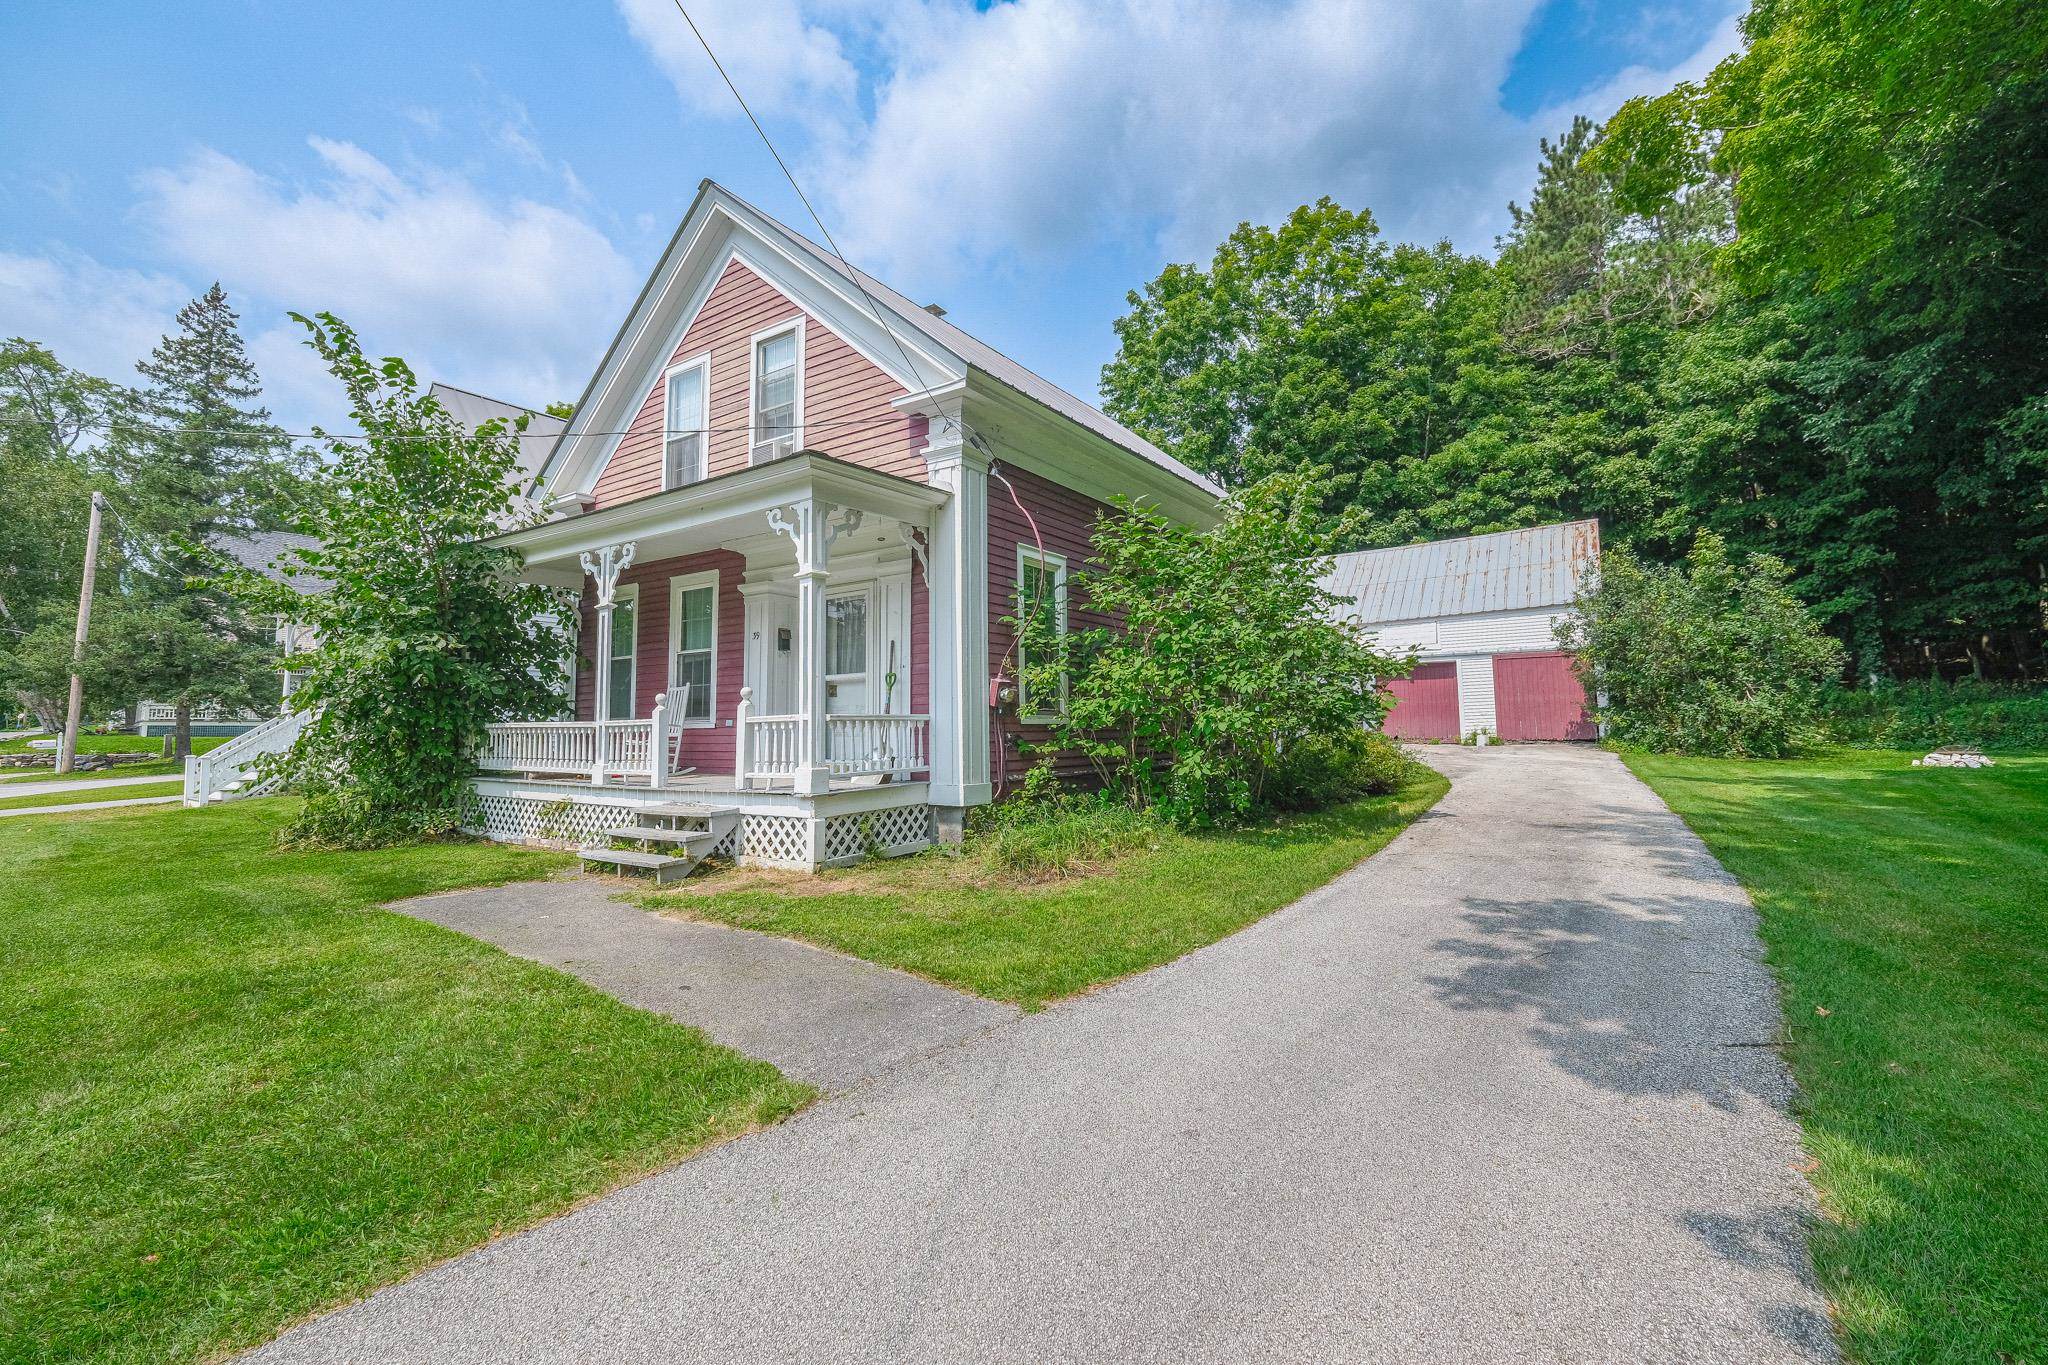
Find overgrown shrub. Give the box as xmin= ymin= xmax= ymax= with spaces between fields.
xmin=965 ymin=776 xmax=1163 ymax=879
xmin=1265 ymin=730 xmax=1413 ymax=812
xmin=1016 ymin=473 xmax=1406 ymax=827
xmin=1558 ymin=532 xmax=1845 ymax=758
xmin=1820 ymin=679 xmax=2048 ymax=753
xmin=221 ymin=314 xmax=570 ymax=847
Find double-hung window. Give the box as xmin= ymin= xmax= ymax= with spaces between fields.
xmin=1015 ymin=547 xmax=1068 ymax=723
xmin=751 ymin=325 xmax=801 ymax=463
xmin=663 ymin=356 xmax=708 ymax=489
xmin=606 ymin=584 xmax=639 ymax=721
xmin=668 ymin=573 xmax=717 ymax=725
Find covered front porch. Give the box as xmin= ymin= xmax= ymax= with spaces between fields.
xmin=468 ymin=453 xmax=957 ymax=868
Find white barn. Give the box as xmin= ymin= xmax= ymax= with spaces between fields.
xmin=1321 ymin=519 xmax=1600 ymax=741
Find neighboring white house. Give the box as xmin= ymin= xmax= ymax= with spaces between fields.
xmin=1321 ymin=519 xmax=1600 ymax=741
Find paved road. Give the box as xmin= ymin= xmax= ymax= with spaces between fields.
xmin=249 ymin=746 xmax=1833 ymax=1364
xmin=396 ymin=877 xmax=1016 ymax=1093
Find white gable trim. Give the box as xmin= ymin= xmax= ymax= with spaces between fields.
xmin=544 ymin=187 xmax=964 ymax=501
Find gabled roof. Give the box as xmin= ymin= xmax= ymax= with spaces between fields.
xmin=1321 ymin=520 xmax=1600 ymax=624
xmin=211 ymin=529 xmax=327 ymax=593
xmin=537 ymin=180 xmax=1219 ymax=502
xmin=428 ymin=382 xmax=566 ymax=490
xmin=715 ymin=184 xmax=1221 ymax=497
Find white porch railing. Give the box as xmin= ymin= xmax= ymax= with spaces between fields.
xmin=140 ymin=700 xmax=265 ymax=726
xmin=828 ymin=713 xmax=930 ymax=777
xmin=734 ymin=688 xmax=929 ymax=786
xmin=479 ymin=688 xmax=688 ymax=786
xmin=183 ymin=708 xmax=310 ymax=806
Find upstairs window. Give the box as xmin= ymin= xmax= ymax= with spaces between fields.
xmin=664 ymin=357 xmax=708 ymax=489
xmin=751 ymin=325 xmax=801 ymax=463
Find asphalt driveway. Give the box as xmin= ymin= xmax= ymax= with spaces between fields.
xmin=248 ymin=745 xmax=1832 ymax=1363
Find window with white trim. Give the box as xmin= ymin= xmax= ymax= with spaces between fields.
xmin=607 ymin=584 xmax=639 ymax=721
xmin=751 ymin=326 xmax=800 ymax=463
xmin=668 ymin=572 xmax=717 ymax=725
xmin=663 ymin=356 xmax=709 ymax=488
xmin=1016 ymin=547 xmax=1068 ymax=722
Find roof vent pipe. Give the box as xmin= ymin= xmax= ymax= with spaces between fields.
xmin=923 ymin=303 xmax=947 ymax=317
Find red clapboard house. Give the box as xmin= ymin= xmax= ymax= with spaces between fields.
xmin=459 ymin=181 xmax=1221 ymax=873
xmin=1320 ymin=521 xmax=1602 ymax=744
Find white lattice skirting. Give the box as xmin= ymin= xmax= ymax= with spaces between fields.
xmin=463 ymin=792 xmax=931 ymax=871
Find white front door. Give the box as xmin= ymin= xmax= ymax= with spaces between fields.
xmin=824 ymin=589 xmax=869 ymax=714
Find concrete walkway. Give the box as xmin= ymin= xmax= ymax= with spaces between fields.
xmin=0 ymin=793 xmax=181 ymax=819
xmin=0 ymin=772 xmax=178 ymax=798
xmin=249 ymin=746 xmax=1833 ymax=1364
xmin=394 ymin=877 xmax=1016 ymax=1093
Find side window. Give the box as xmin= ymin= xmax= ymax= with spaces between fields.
xmin=664 ymin=358 xmax=707 ymax=488
xmin=1016 ymin=547 xmax=1068 ymax=722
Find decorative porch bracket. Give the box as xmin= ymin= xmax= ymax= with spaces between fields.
xmin=577 ymin=542 xmax=637 ymax=758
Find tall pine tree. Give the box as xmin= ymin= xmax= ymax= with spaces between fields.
xmin=104 ymin=285 xmax=301 ymax=756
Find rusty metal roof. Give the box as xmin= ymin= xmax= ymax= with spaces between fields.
xmin=1319 ymin=519 xmax=1600 ymax=624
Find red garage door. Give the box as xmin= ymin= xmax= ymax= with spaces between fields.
xmin=1382 ymin=662 xmax=1460 ymax=741
xmin=1493 ymin=651 xmax=1596 ymax=741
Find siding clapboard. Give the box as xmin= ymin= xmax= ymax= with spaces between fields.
xmin=591 ymin=259 xmax=926 ymax=508
xmin=986 ymin=463 xmax=1113 ymax=793
xmin=574 ymin=549 xmax=747 ymax=773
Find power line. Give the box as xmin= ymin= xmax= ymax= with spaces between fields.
xmin=0 ymin=413 xmax=930 ymax=443
xmin=666 ymin=0 xmax=959 ymax=427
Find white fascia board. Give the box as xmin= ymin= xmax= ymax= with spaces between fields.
xmin=498 ymin=454 xmax=949 ymax=567
xmin=962 ymin=375 xmax=1221 ymax=529
xmin=543 ymin=190 xmax=965 ymax=504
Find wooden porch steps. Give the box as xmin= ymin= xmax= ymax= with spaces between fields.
xmin=578 ymin=805 xmax=740 ymax=886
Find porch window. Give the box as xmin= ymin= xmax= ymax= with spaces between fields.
xmin=663 ymin=356 xmax=708 ymax=488
xmin=1016 ymin=546 xmax=1067 ymax=723
xmin=669 ymin=572 xmax=717 ymax=725
xmin=824 ymin=590 xmax=868 ymax=714
xmin=751 ymin=326 xmax=800 ymax=463
xmin=607 ymin=584 xmax=639 ymax=720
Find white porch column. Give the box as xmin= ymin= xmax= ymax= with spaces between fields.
xmin=921 ymin=407 xmax=991 ymax=815
xmin=578 ymin=543 xmax=636 ymax=783
xmin=768 ymin=501 xmax=832 ymax=796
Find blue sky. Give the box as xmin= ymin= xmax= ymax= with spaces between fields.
xmin=1 ymin=0 xmax=1741 ymax=435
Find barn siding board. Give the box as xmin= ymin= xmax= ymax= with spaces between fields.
xmin=591 ymin=259 xmax=925 ymax=508
xmin=1493 ymin=651 xmax=1597 ymax=741
xmin=1382 ymin=662 xmax=1460 ymax=741
xmin=987 ymin=462 xmax=1113 ymax=793
xmin=573 ymin=549 xmax=747 ymax=772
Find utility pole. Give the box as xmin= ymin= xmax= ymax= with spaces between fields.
xmin=56 ymin=490 xmax=106 ymax=775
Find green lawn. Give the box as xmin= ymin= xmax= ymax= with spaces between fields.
xmin=644 ymin=767 xmax=1449 ymax=1010
xmin=0 ymin=734 xmax=163 ymax=756
xmin=1624 ymin=749 xmax=2048 ymax=1365
xmin=0 ymin=780 xmax=186 ymax=812
xmin=0 ymin=799 xmax=811 ymax=1365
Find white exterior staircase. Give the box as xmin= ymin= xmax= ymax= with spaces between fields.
xmin=182 ymin=709 xmax=310 ymax=806
xmin=579 ymin=803 xmax=739 ymax=885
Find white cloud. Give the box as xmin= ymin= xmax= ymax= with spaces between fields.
xmin=0 ymin=249 xmax=190 ymax=382
xmin=616 ymin=0 xmax=1743 ymax=283
xmin=822 ymin=0 xmax=1746 ymax=278
xmin=614 ymin=0 xmax=859 ymax=125
xmin=131 ymin=137 xmax=638 ymax=424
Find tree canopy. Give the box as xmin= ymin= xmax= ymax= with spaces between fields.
xmin=1103 ymin=0 xmax=2048 ymax=680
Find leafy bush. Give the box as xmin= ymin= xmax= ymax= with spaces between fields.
xmin=1559 ymin=532 xmax=1846 ymax=758
xmin=221 ymin=315 xmax=570 ymax=847
xmin=1016 ymin=473 xmax=1407 ymax=827
xmin=1266 ymin=730 xmax=1413 ymax=812
xmin=1820 ymin=679 xmax=2048 ymax=753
